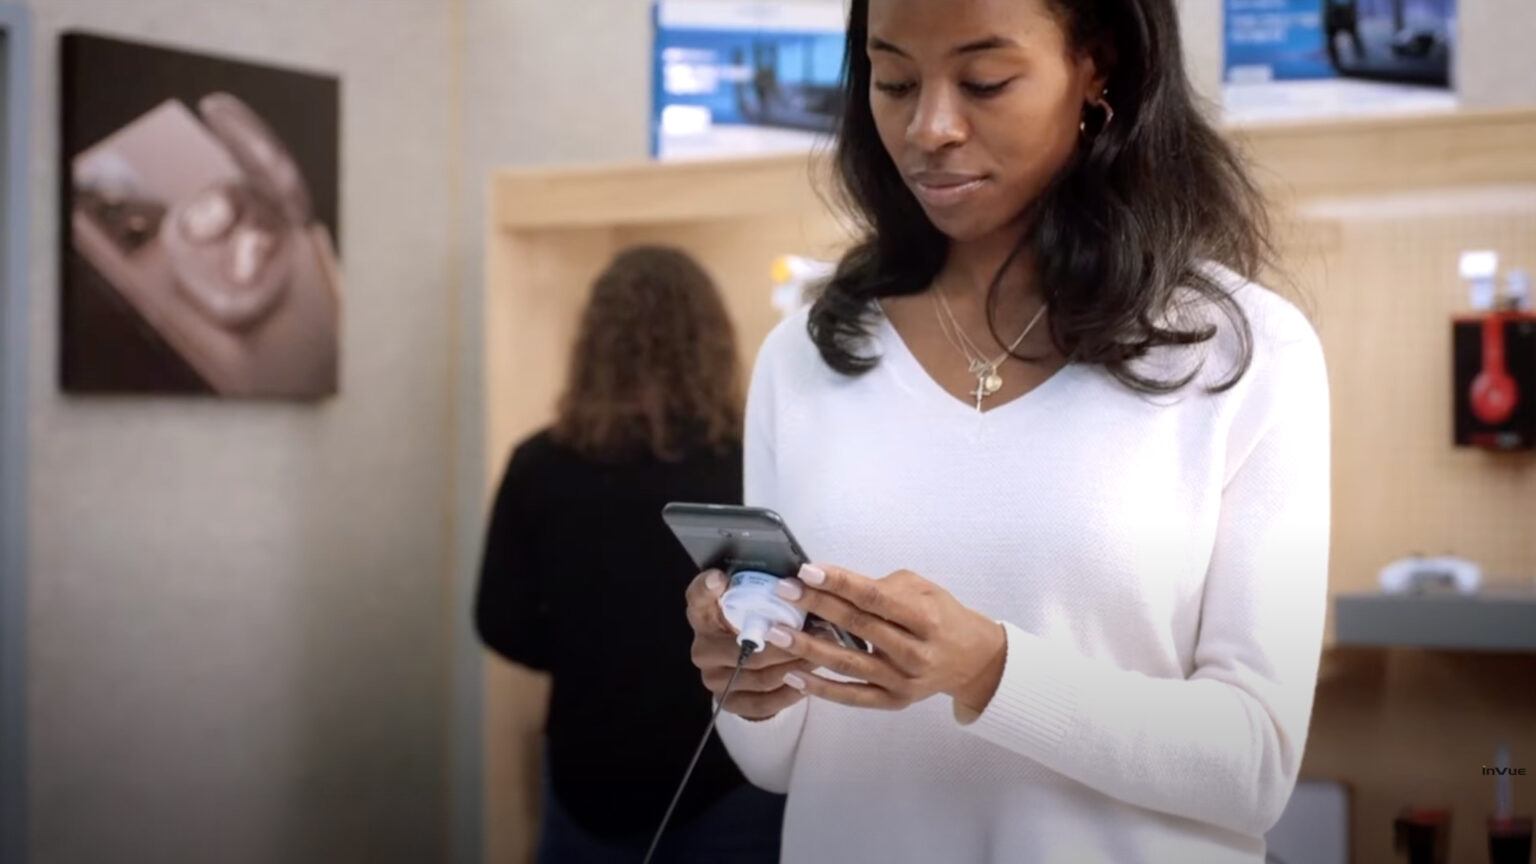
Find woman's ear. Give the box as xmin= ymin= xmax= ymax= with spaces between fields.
xmin=1079 ymin=38 xmax=1115 ymax=100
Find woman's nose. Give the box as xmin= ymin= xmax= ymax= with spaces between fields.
xmin=907 ymin=86 xmax=969 ymax=153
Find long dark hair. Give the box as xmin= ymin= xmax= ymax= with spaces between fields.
xmin=810 ymin=0 xmax=1272 ymax=393
xmin=553 ymin=246 xmax=743 ymax=460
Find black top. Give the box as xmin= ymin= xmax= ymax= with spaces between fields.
xmin=475 ymin=430 xmax=751 ymax=839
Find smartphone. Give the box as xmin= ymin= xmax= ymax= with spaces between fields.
xmin=662 ymin=502 xmax=871 ymax=653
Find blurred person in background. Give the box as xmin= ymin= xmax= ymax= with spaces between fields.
xmin=476 ymin=246 xmax=786 ymax=863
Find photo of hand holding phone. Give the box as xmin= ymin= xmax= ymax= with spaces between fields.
xmin=62 ymin=33 xmax=341 ymax=399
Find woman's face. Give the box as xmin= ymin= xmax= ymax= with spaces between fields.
xmin=865 ymin=0 xmax=1103 ymax=244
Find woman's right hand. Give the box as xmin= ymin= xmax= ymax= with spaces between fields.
xmin=685 ymin=569 xmax=812 ymax=721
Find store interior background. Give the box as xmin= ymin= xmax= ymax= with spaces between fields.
xmin=2 ymin=1 xmax=1534 ymax=864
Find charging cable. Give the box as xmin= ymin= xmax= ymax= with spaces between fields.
xmin=642 ymin=639 xmax=757 ymax=864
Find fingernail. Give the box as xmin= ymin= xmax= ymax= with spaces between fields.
xmin=765 ymin=626 xmax=793 ymax=649
xmin=799 ymin=564 xmax=826 ymax=586
xmin=774 ymin=579 xmax=803 ymax=601
xmin=782 ymin=672 xmax=806 ymax=691
xmin=705 ymin=571 xmax=724 ymax=593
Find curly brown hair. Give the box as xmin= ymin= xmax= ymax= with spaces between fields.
xmin=552 ymin=246 xmax=744 ymax=461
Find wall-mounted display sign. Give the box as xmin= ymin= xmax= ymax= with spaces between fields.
xmin=652 ymin=1 xmax=846 ymax=160
xmin=1225 ymin=0 xmax=1455 ymax=87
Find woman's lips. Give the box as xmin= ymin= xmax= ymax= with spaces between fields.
xmin=908 ymin=171 xmax=989 ymax=209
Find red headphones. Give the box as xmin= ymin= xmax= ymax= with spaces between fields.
xmin=1471 ymin=312 xmax=1520 ymax=425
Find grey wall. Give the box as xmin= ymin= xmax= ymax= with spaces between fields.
xmin=2 ymin=7 xmax=34 ymax=864
xmin=1457 ymin=0 xmax=1536 ymax=108
xmin=1178 ymin=0 xmax=1223 ymax=107
xmin=20 ymin=0 xmax=458 ymax=862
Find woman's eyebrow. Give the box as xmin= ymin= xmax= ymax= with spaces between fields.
xmin=868 ymin=35 xmax=1020 ymax=58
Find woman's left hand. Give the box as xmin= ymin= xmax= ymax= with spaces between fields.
xmin=768 ymin=564 xmax=1008 ymax=715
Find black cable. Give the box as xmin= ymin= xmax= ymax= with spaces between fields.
xmin=642 ymin=640 xmax=757 ymax=864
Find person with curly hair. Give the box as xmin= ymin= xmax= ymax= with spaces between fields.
xmin=477 ymin=246 xmax=785 ymax=863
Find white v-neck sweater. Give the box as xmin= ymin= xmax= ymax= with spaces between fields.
xmin=715 ymin=270 xmax=1331 ymax=864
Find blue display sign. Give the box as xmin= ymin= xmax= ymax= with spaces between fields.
xmin=1226 ymin=0 xmax=1337 ymax=81
xmin=651 ymin=1 xmax=846 ymax=159
xmin=1226 ymin=0 xmax=1455 ymax=87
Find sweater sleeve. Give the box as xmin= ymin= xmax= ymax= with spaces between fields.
xmin=473 ymin=442 xmax=552 ymax=671
xmin=714 ymin=326 xmax=811 ymax=793
xmin=958 ymin=325 xmax=1331 ymax=838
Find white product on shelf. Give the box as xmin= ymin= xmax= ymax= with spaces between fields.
xmin=1461 ymin=250 xmax=1501 ymax=311
xmin=1505 ymin=269 xmax=1532 ymax=312
xmin=1378 ymin=554 xmax=1484 ymax=594
xmin=770 ymin=254 xmax=835 ymax=318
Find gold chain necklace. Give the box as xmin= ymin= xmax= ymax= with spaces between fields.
xmin=932 ymin=285 xmax=1048 ymax=411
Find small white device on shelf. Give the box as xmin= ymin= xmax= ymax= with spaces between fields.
xmin=770 ymin=255 xmax=835 ymax=318
xmin=1378 ymin=555 xmax=1483 ymax=594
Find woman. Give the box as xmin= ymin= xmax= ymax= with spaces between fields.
xmin=478 ymin=246 xmax=784 ymax=863
xmin=684 ymin=2 xmax=1330 ymax=863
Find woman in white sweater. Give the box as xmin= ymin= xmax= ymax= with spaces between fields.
xmin=682 ymin=1 xmax=1330 ymax=862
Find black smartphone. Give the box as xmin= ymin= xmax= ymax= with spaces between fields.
xmin=662 ymin=502 xmax=871 ymax=653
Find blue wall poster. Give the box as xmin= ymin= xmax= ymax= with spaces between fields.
xmin=652 ymin=1 xmax=846 ymax=160
xmin=1225 ymin=0 xmax=1455 ymax=88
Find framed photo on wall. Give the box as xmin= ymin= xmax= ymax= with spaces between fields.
xmin=60 ymin=32 xmax=342 ymax=399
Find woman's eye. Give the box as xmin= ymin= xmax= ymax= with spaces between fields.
xmin=873 ymin=80 xmax=917 ymax=97
xmin=962 ymin=78 xmax=1014 ymax=98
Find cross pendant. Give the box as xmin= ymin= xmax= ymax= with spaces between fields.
xmin=972 ymin=376 xmax=988 ymax=411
